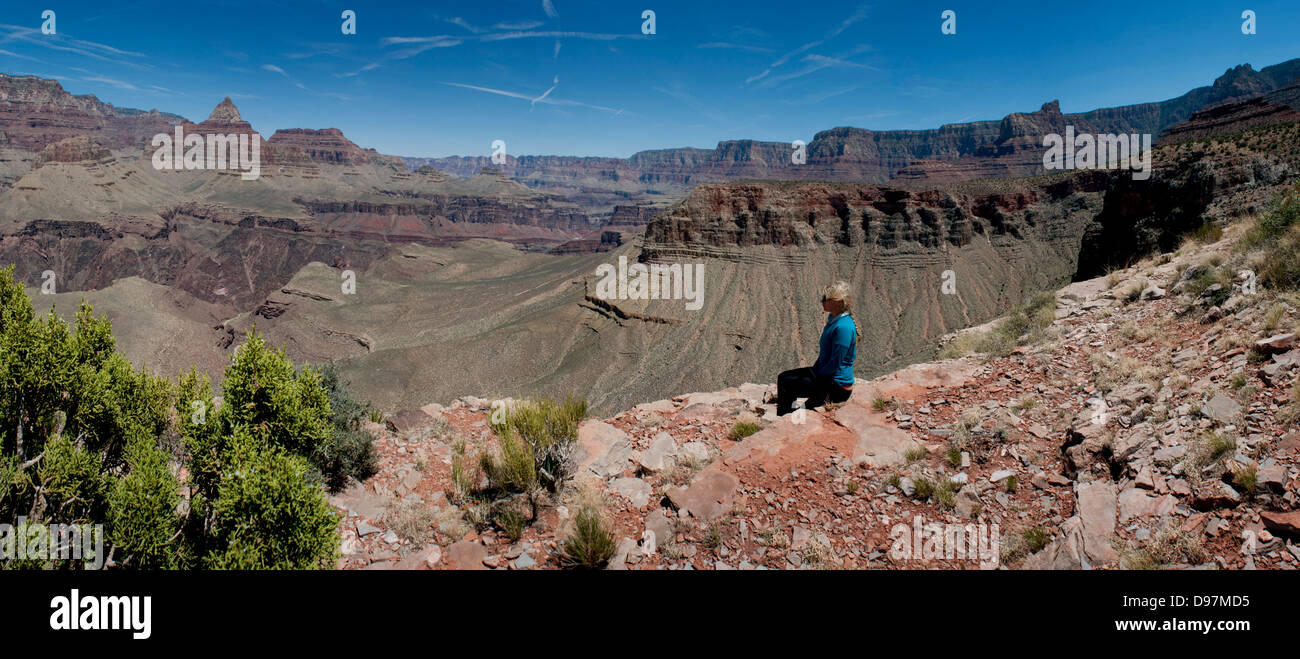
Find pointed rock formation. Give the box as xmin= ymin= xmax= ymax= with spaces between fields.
xmin=207 ymin=96 xmax=242 ymax=122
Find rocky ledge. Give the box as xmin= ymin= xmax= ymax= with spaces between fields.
xmin=331 ymin=224 xmax=1300 ymax=569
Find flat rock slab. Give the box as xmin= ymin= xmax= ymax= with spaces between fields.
xmin=1191 ymin=481 xmax=1242 ymax=510
xmin=643 ymin=509 xmax=673 ymax=549
xmin=1075 ymin=480 xmax=1118 ymax=565
xmin=677 ymin=390 xmax=748 ymax=408
xmin=1261 ymin=510 xmax=1300 ymax=536
xmin=444 ymin=541 xmax=488 ymax=570
xmin=1118 ymin=488 xmax=1178 ymax=522
xmin=611 ymin=477 xmax=652 ymax=508
xmin=386 ymin=408 xmax=435 ymax=435
xmin=1257 ymin=464 xmax=1287 ymax=492
xmin=576 ymin=420 xmax=633 ymax=477
xmin=1021 ymin=515 xmax=1091 ymax=570
xmin=677 ymin=399 xmax=749 ymax=421
xmin=635 ymin=432 xmax=677 ymax=473
xmin=1272 ymin=349 xmax=1300 ymax=368
xmin=329 ymin=481 xmax=390 ymax=521
xmin=393 ymin=545 xmax=441 ymax=570
xmin=1201 ymin=393 xmax=1242 ymax=424
xmin=851 ymin=359 xmax=981 ymax=405
xmin=720 ymin=411 xmax=855 ymax=474
xmin=833 ymin=403 xmax=921 ymax=468
xmin=633 ymin=399 xmax=678 ymax=415
xmin=736 ymin=382 xmax=775 ymax=404
xmin=668 ymin=467 xmax=739 ymax=522
xmin=1058 ymin=277 xmax=1109 ymax=303
xmin=1254 ymin=333 xmax=1296 ymax=355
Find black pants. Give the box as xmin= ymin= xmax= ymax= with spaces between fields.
xmin=776 ymin=367 xmax=851 ymax=415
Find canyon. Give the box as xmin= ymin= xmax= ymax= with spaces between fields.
xmin=1 ymin=60 xmax=1299 ymax=417
xmin=406 ymin=60 xmax=1300 ymax=216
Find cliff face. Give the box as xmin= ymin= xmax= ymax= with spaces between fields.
xmin=267 ymin=128 xmax=378 ymax=166
xmin=630 ymin=131 xmax=1295 ymax=387
xmin=0 ymin=209 xmax=388 ymax=311
xmin=0 ymin=74 xmax=184 ymax=151
xmin=631 ymin=177 xmax=1095 ymax=380
xmin=33 ymin=136 xmax=112 ymax=168
xmin=1159 ymin=97 xmax=1300 ymax=144
xmin=408 ymin=59 xmax=1300 ymax=202
xmin=0 ymin=95 xmax=598 ymax=318
xmin=641 ymin=178 xmax=1077 ymax=253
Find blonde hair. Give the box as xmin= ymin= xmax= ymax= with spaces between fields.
xmin=822 ymin=280 xmax=853 ymax=315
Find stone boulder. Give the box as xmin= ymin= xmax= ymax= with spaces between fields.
xmin=667 ymin=467 xmax=739 ymax=522
xmin=1254 ymin=333 xmax=1296 ymax=355
xmin=386 ymin=408 xmax=435 ymax=434
xmin=834 ymin=403 xmax=922 ymax=468
xmin=444 ymin=540 xmax=489 ymax=570
xmin=576 ymin=420 xmax=633 ymax=478
xmin=1074 ymin=480 xmax=1118 ymax=565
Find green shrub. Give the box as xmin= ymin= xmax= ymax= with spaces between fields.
xmin=933 ymin=479 xmax=957 ymax=509
xmin=1259 ymin=226 xmax=1300 ymax=290
xmin=1233 ymin=465 xmax=1258 ymax=494
xmin=201 ymin=431 xmax=339 ymax=569
xmin=0 ymin=267 xmax=174 ymax=568
xmin=561 ymin=505 xmax=616 ymax=569
xmin=210 ymin=332 xmax=333 ymax=460
xmin=1023 ymin=527 xmax=1050 ymax=553
xmin=1241 ymin=182 xmax=1300 ymax=249
xmin=177 ymin=332 xmax=349 ymax=568
xmin=939 ymin=291 xmax=1056 ymax=358
xmin=311 ymin=365 xmax=378 ymax=492
xmin=0 ymin=267 xmax=353 ymax=571
xmin=487 ymin=396 xmax=587 ymax=492
xmin=1186 ymin=222 xmax=1223 ymax=246
xmin=729 ymin=421 xmax=762 ymax=440
xmin=1242 ymin=183 xmax=1300 ymax=290
xmin=108 ymin=437 xmax=182 ymax=569
xmin=1184 ymin=266 xmax=1232 ymax=303
xmin=450 ymin=453 xmax=476 ymax=502
xmin=480 ymin=430 xmax=538 ymax=493
xmin=912 ymin=475 xmax=935 ymax=500
xmin=495 ymin=509 xmax=527 ymax=542
xmin=910 ymin=475 xmax=957 ymax=509
xmin=946 ymin=447 xmax=962 ymax=467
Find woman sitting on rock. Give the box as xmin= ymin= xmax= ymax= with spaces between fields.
xmin=777 ymin=281 xmax=858 ymax=416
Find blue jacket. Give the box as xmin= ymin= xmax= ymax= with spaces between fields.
xmin=813 ymin=313 xmax=857 ymax=386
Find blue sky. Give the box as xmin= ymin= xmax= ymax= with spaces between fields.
xmin=1 ymin=1 xmax=1298 ymax=158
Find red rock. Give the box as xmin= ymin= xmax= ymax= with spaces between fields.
xmin=444 ymin=541 xmax=488 ymax=570
xmin=1254 ymin=333 xmax=1296 ymax=355
xmin=267 ymin=127 xmax=374 ymax=166
xmin=0 ymin=73 xmax=182 ymax=151
xmin=667 ymin=467 xmax=739 ymax=522
xmin=33 ymin=136 xmax=111 ymax=168
xmin=385 ymin=408 xmax=434 ymax=434
xmin=1191 ymin=481 xmax=1242 ymax=510
xmin=834 ymin=403 xmax=921 ymax=468
xmin=393 ymin=545 xmax=441 ymax=570
xmin=1261 ymin=511 xmax=1300 ymax=536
